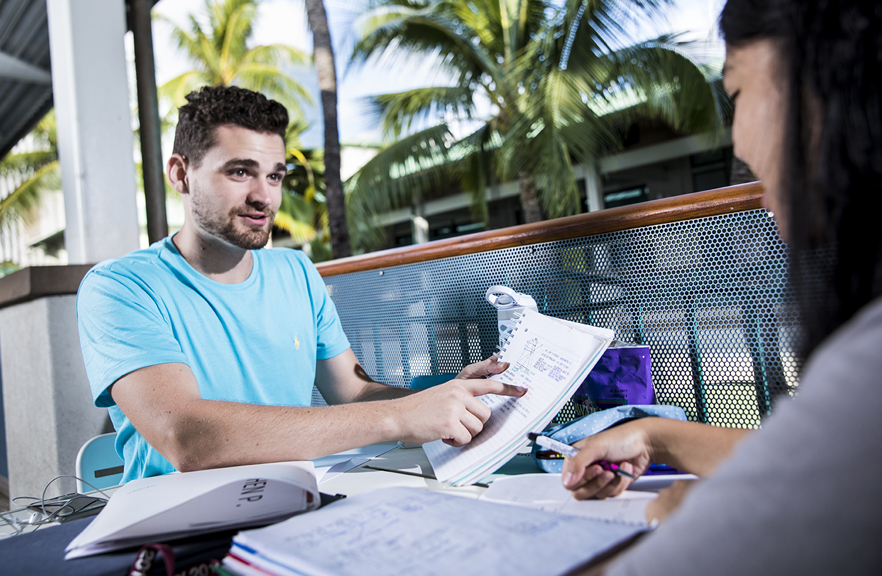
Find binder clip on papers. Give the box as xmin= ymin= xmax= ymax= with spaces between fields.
xmin=485 ymin=286 xmax=539 ymax=348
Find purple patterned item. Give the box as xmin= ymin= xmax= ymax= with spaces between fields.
xmin=572 ymin=344 xmax=653 ymax=413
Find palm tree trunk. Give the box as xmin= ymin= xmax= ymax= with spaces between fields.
xmin=518 ymin=172 xmax=543 ymax=223
xmin=304 ymin=0 xmax=351 ymax=259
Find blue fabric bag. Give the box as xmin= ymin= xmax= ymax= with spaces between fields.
xmin=532 ymin=404 xmax=687 ymax=473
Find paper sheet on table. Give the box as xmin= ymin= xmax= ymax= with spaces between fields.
xmin=481 ymin=473 xmax=656 ymax=525
xmin=228 ymin=487 xmax=647 ymax=576
xmin=311 ymin=444 xmax=395 ymax=484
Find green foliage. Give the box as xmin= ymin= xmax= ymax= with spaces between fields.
xmin=0 ymin=112 xmax=60 ymax=232
xmin=0 ymin=261 xmax=19 ymax=278
xmin=347 ymin=0 xmax=728 ymax=250
xmin=273 ymin=128 xmax=334 ymax=260
xmin=156 ymin=0 xmax=312 ymax=118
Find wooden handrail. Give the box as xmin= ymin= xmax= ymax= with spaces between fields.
xmin=317 ymin=182 xmax=764 ymax=277
xmin=0 ymin=183 xmax=763 ymax=306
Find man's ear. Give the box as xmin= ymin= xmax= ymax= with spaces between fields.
xmin=167 ymin=154 xmax=189 ymax=195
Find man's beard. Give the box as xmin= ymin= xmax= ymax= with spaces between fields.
xmin=191 ymin=191 xmax=274 ymax=250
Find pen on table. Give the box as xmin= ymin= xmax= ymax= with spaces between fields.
xmin=526 ymin=432 xmax=635 ymax=479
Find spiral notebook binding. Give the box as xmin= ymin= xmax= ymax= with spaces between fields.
xmin=498 ymin=311 xmax=527 ymax=355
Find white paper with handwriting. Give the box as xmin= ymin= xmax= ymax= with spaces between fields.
xmin=425 ymin=310 xmax=614 ymax=486
xmin=481 ymin=473 xmax=656 ymax=525
xmin=227 ymin=486 xmax=646 ymax=576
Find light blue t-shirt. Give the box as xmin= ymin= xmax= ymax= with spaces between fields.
xmin=76 ymin=236 xmax=350 ymax=482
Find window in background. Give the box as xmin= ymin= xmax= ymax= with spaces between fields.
xmin=691 ymin=149 xmax=730 ymax=192
xmin=604 ymin=186 xmax=649 ymax=209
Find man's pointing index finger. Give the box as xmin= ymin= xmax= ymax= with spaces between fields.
xmin=465 ymin=378 xmax=527 ymax=398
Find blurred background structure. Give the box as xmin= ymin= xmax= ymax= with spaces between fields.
xmin=0 ymin=0 xmax=749 ymax=508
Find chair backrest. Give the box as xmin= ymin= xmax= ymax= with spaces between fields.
xmin=75 ymin=433 xmax=124 ymax=493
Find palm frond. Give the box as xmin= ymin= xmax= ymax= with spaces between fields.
xmin=234 ymin=65 xmax=311 ymax=116
xmin=153 ymin=12 xmax=206 ymax=66
xmin=274 ymin=200 xmax=318 ymax=245
xmin=347 ymin=123 xmax=460 ymax=216
xmin=455 ymin=123 xmax=497 ymax=223
xmin=0 ymin=160 xmax=60 ymax=229
xmin=347 ymin=0 xmax=727 ymax=230
xmin=220 ymin=2 xmax=257 ymax=71
xmin=241 ymin=44 xmax=311 ymax=68
xmin=603 ymin=37 xmax=727 ymax=136
xmin=158 ymin=70 xmax=212 ymax=108
xmin=351 ymin=9 xmax=501 ymax=88
xmin=0 ymin=150 xmax=58 ymax=175
xmin=367 ymin=86 xmax=477 ymax=139
xmin=346 ymin=123 xmax=469 ymax=252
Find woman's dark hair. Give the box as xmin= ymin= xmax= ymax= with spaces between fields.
xmin=172 ymin=85 xmax=288 ymax=167
xmin=720 ymin=0 xmax=882 ymax=360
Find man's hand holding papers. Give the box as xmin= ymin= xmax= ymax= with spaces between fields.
xmin=391 ymin=377 xmax=527 ymax=447
xmin=425 ymin=310 xmax=615 ymax=486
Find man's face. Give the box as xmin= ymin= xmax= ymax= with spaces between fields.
xmin=182 ymin=125 xmax=286 ymax=250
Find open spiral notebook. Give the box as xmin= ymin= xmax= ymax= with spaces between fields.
xmin=425 ymin=310 xmax=614 ymax=486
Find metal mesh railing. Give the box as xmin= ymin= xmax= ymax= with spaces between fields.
xmin=320 ymin=208 xmax=807 ymax=428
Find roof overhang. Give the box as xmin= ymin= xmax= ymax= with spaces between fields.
xmin=0 ymin=0 xmax=160 ymax=159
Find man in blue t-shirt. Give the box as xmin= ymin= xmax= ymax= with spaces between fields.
xmin=77 ymin=86 xmax=524 ymax=481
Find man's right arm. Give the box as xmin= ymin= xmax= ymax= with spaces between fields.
xmin=109 ymin=361 xmax=523 ymax=472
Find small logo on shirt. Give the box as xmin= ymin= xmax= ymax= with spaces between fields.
xmin=294 ymin=334 xmax=300 ymax=350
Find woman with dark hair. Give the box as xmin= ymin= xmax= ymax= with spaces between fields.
xmin=563 ymin=0 xmax=882 ymax=573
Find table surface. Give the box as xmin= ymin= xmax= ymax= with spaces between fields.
xmin=0 ymin=443 xmax=542 ymax=539
xmin=319 ymin=442 xmax=542 ymax=497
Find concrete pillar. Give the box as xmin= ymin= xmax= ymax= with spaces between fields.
xmin=0 ymin=295 xmax=106 ymax=500
xmin=412 ymin=202 xmax=429 ymax=244
xmin=584 ymin=162 xmax=604 ymax=212
xmin=46 ymin=0 xmax=140 ymax=264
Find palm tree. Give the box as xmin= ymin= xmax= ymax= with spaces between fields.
xmin=347 ymin=0 xmax=726 ymax=247
xmin=304 ymin=0 xmax=351 ymax=259
xmin=157 ymin=0 xmax=312 ymax=118
xmin=0 ymin=111 xmax=60 ymax=233
xmin=156 ymin=0 xmax=338 ymax=260
xmin=274 ymin=122 xmax=335 ymax=262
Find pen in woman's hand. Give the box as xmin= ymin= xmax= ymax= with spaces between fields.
xmin=527 ymin=432 xmax=635 ymax=479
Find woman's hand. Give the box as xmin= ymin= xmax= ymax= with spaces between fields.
xmin=562 ymin=420 xmax=654 ymax=500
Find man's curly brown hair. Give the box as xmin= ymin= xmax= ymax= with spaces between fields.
xmin=172 ymin=85 xmax=288 ymax=166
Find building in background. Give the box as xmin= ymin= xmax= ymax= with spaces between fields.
xmin=381 ymin=122 xmax=734 ymax=248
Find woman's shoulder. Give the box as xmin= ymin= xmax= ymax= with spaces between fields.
xmin=804 ymin=296 xmax=882 ymax=382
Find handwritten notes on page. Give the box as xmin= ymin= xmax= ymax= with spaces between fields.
xmin=481 ymin=473 xmax=656 ymax=525
xmin=226 ymin=487 xmax=646 ymax=576
xmin=425 ymin=310 xmax=614 ymax=486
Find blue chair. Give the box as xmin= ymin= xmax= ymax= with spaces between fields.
xmin=75 ymin=433 xmax=125 ymax=493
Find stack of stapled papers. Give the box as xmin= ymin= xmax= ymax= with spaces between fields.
xmin=425 ymin=310 xmax=614 ymax=486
